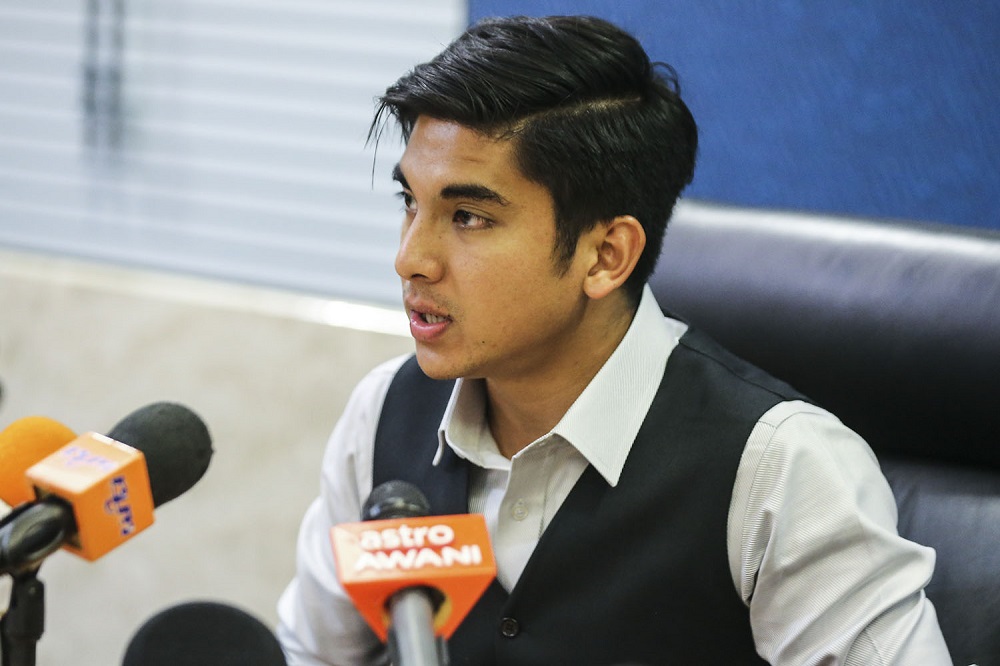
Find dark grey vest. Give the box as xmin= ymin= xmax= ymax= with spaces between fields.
xmin=373 ymin=328 xmax=805 ymax=665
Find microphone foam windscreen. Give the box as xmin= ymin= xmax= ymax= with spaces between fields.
xmin=121 ymin=601 xmax=286 ymax=666
xmin=107 ymin=402 xmax=213 ymax=507
xmin=362 ymin=480 xmax=431 ymax=521
xmin=0 ymin=416 xmax=77 ymax=506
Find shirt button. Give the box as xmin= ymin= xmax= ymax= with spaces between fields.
xmin=499 ymin=617 xmax=520 ymax=638
xmin=510 ymin=499 xmax=528 ymax=521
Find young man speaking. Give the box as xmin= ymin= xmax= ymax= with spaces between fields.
xmin=277 ymin=15 xmax=951 ymax=665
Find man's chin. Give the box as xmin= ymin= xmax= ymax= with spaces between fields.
xmin=413 ymin=350 xmax=462 ymax=381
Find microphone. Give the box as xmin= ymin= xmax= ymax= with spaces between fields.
xmin=0 ymin=416 xmax=78 ymax=507
xmin=0 ymin=402 xmax=213 ymax=573
xmin=122 ymin=600 xmax=287 ymax=666
xmin=330 ymin=480 xmax=497 ymax=666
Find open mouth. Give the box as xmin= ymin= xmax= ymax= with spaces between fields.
xmin=421 ymin=312 xmax=450 ymax=324
xmin=409 ymin=309 xmax=452 ymax=340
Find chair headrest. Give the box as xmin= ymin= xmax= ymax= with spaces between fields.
xmin=650 ymin=202 xmax=1000 ymax=469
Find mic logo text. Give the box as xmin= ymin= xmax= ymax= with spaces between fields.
xmin=59 ymin=444 xmax=117 ymax=472
xmin=104 ymin=475 xmax=137 ymax=536
xmin=353 ymin=523 xmax=484 ymax=572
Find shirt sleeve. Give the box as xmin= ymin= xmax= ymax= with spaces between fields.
xmin=727 ymin=400 xmax=953 ymax=665
xmin=276 ymin=355 xmax=409 ymax=666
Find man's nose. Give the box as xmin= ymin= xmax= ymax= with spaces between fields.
xmin=395 ymin=216 xmax=444 ymax=283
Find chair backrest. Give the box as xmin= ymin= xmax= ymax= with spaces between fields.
xmin=649 ymin=202 xmax=1000 ymax=666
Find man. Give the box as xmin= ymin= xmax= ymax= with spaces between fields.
xmin=277 ymin=15 xmax=951 ymax=665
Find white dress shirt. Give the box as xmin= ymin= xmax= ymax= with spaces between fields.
xmin=277 ymin=285 xmax=952 ymax=665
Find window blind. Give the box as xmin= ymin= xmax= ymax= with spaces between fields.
xmin=0 ymin=0 xmax=464 ymax=306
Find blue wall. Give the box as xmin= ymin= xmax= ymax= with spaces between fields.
xmin=469 ymin=1 xmax=1000 ymax=230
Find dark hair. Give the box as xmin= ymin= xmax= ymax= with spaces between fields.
xmin=371 ymin=15 xmax=698 ymax=304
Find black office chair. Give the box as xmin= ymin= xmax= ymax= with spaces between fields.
xmin=649 ymin=202 xmax=1000 ymax=666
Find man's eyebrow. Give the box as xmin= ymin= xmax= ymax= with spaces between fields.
xmin=392 ymin=164 xmax=408 ymax=189
xmin=440 ymin=183 xmax=510 ymax=207
xmin=391 ymin=163 xmax=510 ymax=207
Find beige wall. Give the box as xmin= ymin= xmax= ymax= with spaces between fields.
xmin=0 ymin=249 xmax=412 ymax=665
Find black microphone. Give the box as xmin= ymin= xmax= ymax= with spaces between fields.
xmin=331 ymin=482 xmax=495 ymax=665
xmin=0 ymin=401 xmax=213 ymax=574
xmin=362 ymin=481 xmax=446 ymax=666
xmin=121 ymin=601 xmax=287 ymax=666
xmin=106 ymin=401 xmax=213 ymax=507
xmin=0 ymin=402 xmax=213 ymax=666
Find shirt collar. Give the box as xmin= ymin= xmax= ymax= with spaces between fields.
xmin=433 ymin=284 xmax=687 ymax=485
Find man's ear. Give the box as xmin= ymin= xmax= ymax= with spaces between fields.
xmin=582 ymin=215 xmax=646 ymax=300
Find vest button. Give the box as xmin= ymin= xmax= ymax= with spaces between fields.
xmin=499 ymin=617 xmax=520 ymax=638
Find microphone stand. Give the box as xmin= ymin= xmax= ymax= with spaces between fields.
xmin=0 ymin=501 xmax=76 ymax=666
xmin=1 ymin=569 xmax=45 ymax=666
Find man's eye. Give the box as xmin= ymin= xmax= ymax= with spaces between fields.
xmin=396 ymin=191 xmax=416 ymax=212
xmin=454 ymin=209 xmax=492 ymax=229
